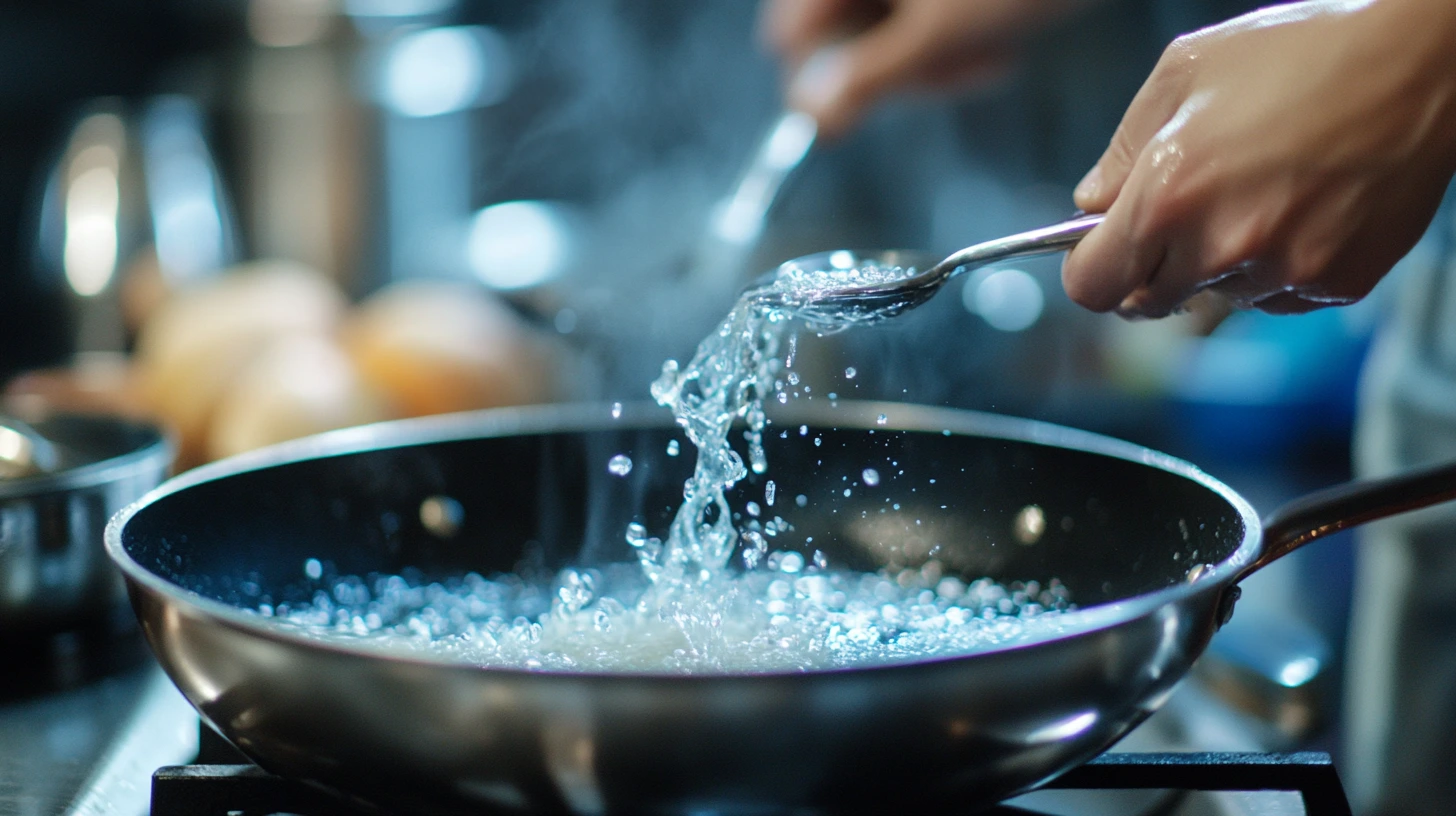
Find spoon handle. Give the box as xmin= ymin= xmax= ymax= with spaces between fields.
xmin=0 ymin=417 xmax=58 ymax=478
xmin=943 ymin=212 xmax=1106 ymax=273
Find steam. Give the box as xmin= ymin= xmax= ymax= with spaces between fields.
xmin=478 ymin=2 xmax=784 ymax=389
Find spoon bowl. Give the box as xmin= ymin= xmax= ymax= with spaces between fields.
xmin=751 ymin=248 xmax=943 ymax=327
xmin=750 ymin=213 xmax=1104 ymax=326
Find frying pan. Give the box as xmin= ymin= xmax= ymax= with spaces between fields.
xmin=105 ymin=402 xmax=1456 ymax=814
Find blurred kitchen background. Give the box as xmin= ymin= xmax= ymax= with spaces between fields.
xmin=0 ymin=0 xmax=1405 ymax=800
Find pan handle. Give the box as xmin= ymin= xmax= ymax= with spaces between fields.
xmin=1241 ymin=457 xmax=1456 ymax=578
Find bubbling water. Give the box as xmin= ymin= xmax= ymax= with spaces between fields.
xmin=260 ymin=565 xmax=1073 ymax=672
xmin=258 ymin=261 xmax=1074 ymax=673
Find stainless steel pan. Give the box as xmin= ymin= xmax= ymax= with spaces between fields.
xmin=104 ymin=402 xmax=1456 ymax=814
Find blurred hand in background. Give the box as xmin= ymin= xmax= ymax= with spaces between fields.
xmin=759 ymin=0 xmax=1096 ymax=137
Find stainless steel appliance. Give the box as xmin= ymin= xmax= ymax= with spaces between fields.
xmin=102 ymin=402 xmax=1431 ymax=815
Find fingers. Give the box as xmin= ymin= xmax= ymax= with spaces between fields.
xmin=775 ymin=1 xmax=1019 ymax=138
xmin=1065 ymin=155 xmax=1176 ymax=316
xmin=759 ymin=0 xmax=861 ymax=64
xmin=1064 ymin=40 xmax=1208 ymax=314
xmin=787 ymin=11 xmax=949 ymax=137
xmin=767 ymin=0 xmax=1074 ymax=138
xmin=1113 ymin=235 xmax=1209 ymax=319
xmin=1073 ymin=40 xmax=1198 ymax=214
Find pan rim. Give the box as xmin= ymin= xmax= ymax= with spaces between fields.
xmin=104 ymin=400 xmax=1263 ymax=680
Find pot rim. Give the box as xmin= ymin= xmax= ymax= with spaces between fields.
xmin=0 ymin=414 xmax=171 ymax=501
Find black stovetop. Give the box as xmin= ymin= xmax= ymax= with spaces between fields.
xmin=150 ymin=723 xmax=1351 ymax=816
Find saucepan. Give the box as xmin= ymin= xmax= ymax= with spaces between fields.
xmin=105 ymin=402 xmax=1456 ymax=814
xmin=2 ymin=412 xmax=170 ymax=633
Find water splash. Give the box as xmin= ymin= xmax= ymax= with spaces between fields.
xmin=643 ymin=263 xmax=908 ymax=586
xmin=264 ymin=260 xmax=1074 ymax=672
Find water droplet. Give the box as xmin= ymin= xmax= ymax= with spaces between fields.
xmin=796 ymin=494 xmax=808 ymax=507
xmin=862 ymin=468 xmax=880 ymax=487
xmin=765 ymin=480 xmax=776 ymax=506
xmin=843 ymin=488 xmax=852 ymax=497
xmin=814 ymin=437 xmax=822 ymax=447
xmin=777 ymin=392 xmax=789 ymax=404
xmin=611 ymin=402 xmax=623 ymax=419
xmin=304 ymin=558 xmax=323 ymax=580
xmin=666 ymin=439 xmax=680 ymax=457
xmin=625 ymin=522 xmax=648 ymax=547
xmin=876 ymin=414 xmax=888 ymax=426
xmin=799 ymin=425 xmax=808 ymax=436
xmin=828 ymin=392 xmax=838 ymax=400
xmin=607 ymin=454 xmax=633 ymax=476
xmin=778 ymin=552 xmax=804 ymax=574
xmin=746 ymin=501 xmax=761 ymax=518
xmin=787 ymin=371 xmax=800 ymax=385
xmin=813 ymin=550 xmax=828 ymax=569
xmin=844 ymin=367 xmax=857 ymax=379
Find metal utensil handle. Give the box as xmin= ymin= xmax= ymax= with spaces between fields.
xmin=0 ymin=417 xmax=58 ymax=478
xmin=944 ymin=212 xmax=1106 ymax=272
xmin=1244 ymin=457 xmax=1456 ymax=577
xmin=1011 ymin=212 xmax=1106 ymax=253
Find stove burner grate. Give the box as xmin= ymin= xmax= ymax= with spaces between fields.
xmin=152 ymin=748 xmax=1352 ymax=816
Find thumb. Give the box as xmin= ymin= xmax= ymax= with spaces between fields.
xmin=1073 ymin=44 xmax=1195 ymax=212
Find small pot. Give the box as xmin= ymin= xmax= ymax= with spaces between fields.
xmin=1 ymin=413 xmax=170 ymax=633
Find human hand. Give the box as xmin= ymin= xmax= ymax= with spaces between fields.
xmin=1062 ymin=0 xmax=1456 ymax=318
xmin=760 ymin=0 xmax=1093 ymax=137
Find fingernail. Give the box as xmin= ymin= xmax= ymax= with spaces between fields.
xmin=1074 ymin=165 xmax=1102 ymax=202
xmin=788 ymin=47 xmax=849 ymax=118
xmin=1117 ymin=294 xmax=1150 ymax=320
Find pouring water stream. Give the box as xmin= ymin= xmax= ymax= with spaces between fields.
xmin=267 ymin=210 xmax=1112 ymax=671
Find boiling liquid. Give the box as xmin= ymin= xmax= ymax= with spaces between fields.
xmin=260 ymin=568 xmax=1071 ymax=672
xmin=260 ymin=261 xmax=1073 ymax=672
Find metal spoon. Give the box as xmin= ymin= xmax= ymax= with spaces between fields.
xmin=750 ymin=212 xmax=1104 ymax=325
xmin=688 ymin=110 xmax=818 ymax=292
